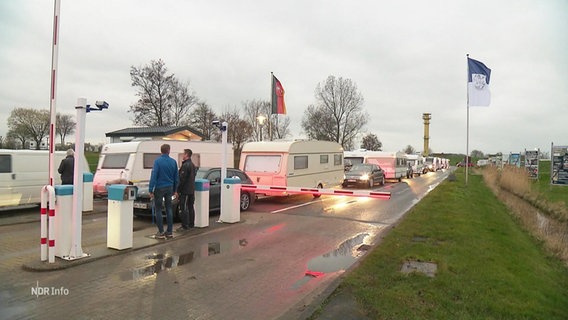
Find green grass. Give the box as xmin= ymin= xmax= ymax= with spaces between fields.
xmin=340 ymin=172 xmax=568 ymax=319
xmin=533 ymin=160 xmax=568 ymax=205
xmin=85 ymin=151 xmax=99 ymax=173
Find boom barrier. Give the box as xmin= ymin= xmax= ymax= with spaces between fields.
xmin=240 ymin=184 xmax=391 ymax=200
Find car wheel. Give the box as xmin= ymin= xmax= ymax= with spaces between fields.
xmin=313 ymin=184 xmax=323 ymax=198
xmin=240 ymin=192 xmax=251 ymax=211
xmin=368 ymin=178 xmax=374 ymax=188
xmin=381 ymin=176 xmax=385 ymax=185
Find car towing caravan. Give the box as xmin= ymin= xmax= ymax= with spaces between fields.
xmin=344 ymin=150 xmax=408 ymax=181
xmin=0 ymin=149 xmax=90 ymax=209
xmin=93 ymin=140 xmax=233 ymax=196
xmin=239 ymin=140 xmax=344 ymax=197
xmin=405 ymin=154 xmax=426 ymax=176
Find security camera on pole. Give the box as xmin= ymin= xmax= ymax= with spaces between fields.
xmin=63 ymin=98 xmax=108 ymax=260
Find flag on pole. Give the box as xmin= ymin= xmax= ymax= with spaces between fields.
xmin=467 ymin=57 xmax=491 ymax=107
xmin=271 ymin=74 xmax=286 ymax=114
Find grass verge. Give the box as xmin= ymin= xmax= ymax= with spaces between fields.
xmin=339 ymin=171 xmax=568 ymax=319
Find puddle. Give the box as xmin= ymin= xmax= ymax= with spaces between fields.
xmin=292 ymin=233 xmax=369 ymax=289
xmin=121 ymin=239 xmax=248 ymax=281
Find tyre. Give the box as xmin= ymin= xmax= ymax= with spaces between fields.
xmin=380 ymin=176 xmax=385 ymax=185
xmin=240 ymin=192 xmax=251 ymax=211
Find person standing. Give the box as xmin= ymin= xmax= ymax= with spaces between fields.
xmin=58 ymin=149 xmax=75 ymax=185
xmin=177 ymin=149 xmax=197 ymax=231
xmin=149 ymin=144 xmax=179 ymax=239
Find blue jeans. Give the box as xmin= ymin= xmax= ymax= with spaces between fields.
xmin=153 ymin=186 xmax=174 ymax=234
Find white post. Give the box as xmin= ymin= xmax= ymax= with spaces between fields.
xmin=68 ymin=98 xmax=87 ymax=260
xmin=219 ymin=121 xmax=228 ymax=220
xmin=48 ymin=0 xmax=61 ymax=187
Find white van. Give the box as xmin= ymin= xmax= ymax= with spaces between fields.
xmin=344 ymin=150 xmax=408 ymax=181
xmin=0 ymin=149 xmax=90 ymax=209
xmin=93 ymin=140 xmax=233 ymax=196
xmin=239 ymin=140 xmax=344 ymax=196
xmin=405 ymin=154 xmax=426 ymax=176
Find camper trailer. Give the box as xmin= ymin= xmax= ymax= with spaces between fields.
xmin=93 ymin=140 xmax=233 ymax=196
xmin=405 ymin=154 xmax=426 ymax=176
xmin=0 ymin=150 xmax=89 ymax=209
xmin=344 ymin=150 xmax=408 ymax=181
xmin=239 ymin=140 xmax=344 ymax=196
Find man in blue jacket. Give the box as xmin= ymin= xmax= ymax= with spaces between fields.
xmin=149 ymin=144 xmax=179 ymax=239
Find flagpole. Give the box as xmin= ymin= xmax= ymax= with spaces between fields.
xmin=466 ymin=54 xmax=470 ymax=185
xmin=270 ymin=72 xmax=273 ymax=140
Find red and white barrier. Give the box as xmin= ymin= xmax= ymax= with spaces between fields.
xmin=40 ymin=185 xmax=56 ymax=263
xmin=241 ymin=184 xmax=391 ymax=200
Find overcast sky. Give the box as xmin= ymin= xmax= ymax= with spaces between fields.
xmin=1 ymin=0 xmax=567 ymax=155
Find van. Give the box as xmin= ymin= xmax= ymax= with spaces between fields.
xmin=405 ymin=154 xmax=425 ymax=176
xmin=93 ymin=140 xmax=233 ymax=196
xmin=344 ymin=150 xmax=408 ymax=181
xmin=239 ymin=140 xmax=344 ymax=196
xmin=0 ymin=149 xmax=89 ymax=209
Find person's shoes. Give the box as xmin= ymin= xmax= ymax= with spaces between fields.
xmin=154 ymin=232 xmax=166 ymax=239
xmin=165 ymin=233 xmax=173 ymax=239
xmin=176 ymin=226 xmax=189 ymax=232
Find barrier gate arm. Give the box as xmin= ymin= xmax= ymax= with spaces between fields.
xmin=241 ymin=184 xmax=391 ymax=200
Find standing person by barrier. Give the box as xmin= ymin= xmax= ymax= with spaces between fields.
xmin=177 ymin=149 xmax=197 ymax=232
xmin=149 ymin=144 xmax=179 ymax=239
xmin=58 ymin=149 xmax=74 ymax=185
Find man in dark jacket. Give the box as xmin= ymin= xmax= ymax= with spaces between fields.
xmin=58 ymin=149 xmax=75 ymax=185
xmin=177 ymin=149 xmax=197 ymax=231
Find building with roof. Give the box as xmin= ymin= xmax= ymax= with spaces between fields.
xmin=105 ymin=126 xmax=204 ymax=143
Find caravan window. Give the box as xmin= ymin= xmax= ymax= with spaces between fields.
xmin=244 ymin=155 xmax=281 ymax=173
xmin=143 ymin=153 xmax=161 ymax=169
xmin=294 ymin=156 xmax=308 ymax=169
xmin=320 ymin=155 xmax=329 ymax=164
xmin=0 ymin=155 xmax=11 ymax=173
xmin=102 ymin=153 xmax=130 ymax=169
xmin=334 ymin=154 xmax=342 ymax=166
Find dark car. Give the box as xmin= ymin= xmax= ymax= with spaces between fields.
xmin=133 ymin=167 xmax=255 ymax=220
xmin=342 ymin=163 xmax=385 ymax=188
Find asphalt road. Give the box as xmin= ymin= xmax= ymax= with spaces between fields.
xmin=0 ymin=170 xmax=450 ymax=320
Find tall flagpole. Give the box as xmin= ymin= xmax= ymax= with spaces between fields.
xmin=466 ymin=54 xmax=470 ymax=185
xmin=269 ymin=72 xmax=273 ymax=140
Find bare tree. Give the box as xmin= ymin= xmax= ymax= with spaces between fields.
xmin=403 ymin=145 xmax=415 ymax=154
xmin=242 ymin=99 xmax=290 ymax=141
xmin=56 ymin=113 xmax=76 ymax=147
xmin=188 ymin=101 xmax=218 ymax=140
xmin=360 ymin=133 xmax=382 ymax=151
xmin=7 ymin=108 xmax=50 ymax=150
xmin=213 ymin=109 xmax=254 ymax=167
xmin=129 ymin=59 xmax=197 ymax=126
xmin=470 ymin=149 xmax=484 ymax=158
xmin=301 ymin=75 xmax=368 ymax=149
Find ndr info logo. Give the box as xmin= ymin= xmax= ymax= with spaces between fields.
xmin=31 ymin=281 xmax=69 ymax=298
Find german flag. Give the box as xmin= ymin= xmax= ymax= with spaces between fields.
xmin=271 ymin=74 xmax=286 ymax=114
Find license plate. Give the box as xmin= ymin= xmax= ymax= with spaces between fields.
xmin=347 ymin=179 xmax=357 ymax=182
xmin=133 ymin=202 xmax=148 ymax=209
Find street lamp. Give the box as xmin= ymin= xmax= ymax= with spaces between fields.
xmin=257 ymin=115 xmax=267 ymax=141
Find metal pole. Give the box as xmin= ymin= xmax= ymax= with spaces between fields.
xmin=465 ymin=54 xmax=470 ymax=185
xmin=68 ymin=98 xmax=86 ymax=260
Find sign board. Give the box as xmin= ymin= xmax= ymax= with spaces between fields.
xmin=509 ymin=153 xmax=521 ymax=167
xmin=524 ymin=149 xmax=539 ymax=179
xmin=551 ymin=144 xmax=568 ymax=185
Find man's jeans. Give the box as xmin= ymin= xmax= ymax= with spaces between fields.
xmin=153 ymin=186 xmax=174 ymax=234
xmin=179 ymin=193 xmax=195 ymax=228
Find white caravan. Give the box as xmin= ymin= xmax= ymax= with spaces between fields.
xmin=405 ymin=154 xmax=426 ymax=176
xmin=0 ymin=149 xmax=90 ymax=209
xmin=239 ymin=140 xmax=344 ymax=196
xmin=93 ymin=140 xmax=233 ymax=196
xmin=344 ymin=150 xmax=408 ymax=181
